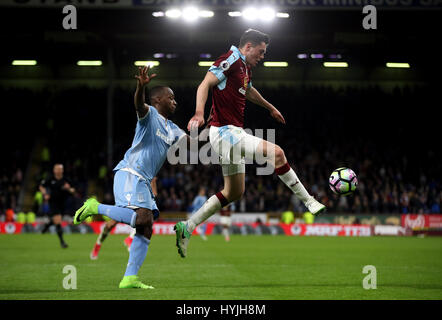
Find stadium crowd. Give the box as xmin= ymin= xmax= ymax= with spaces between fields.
xmin=0 ymin=84 xmax=440 ymax=219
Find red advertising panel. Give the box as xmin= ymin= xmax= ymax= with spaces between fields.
xmin=1 ymin=222 xmax=372 ymax=236
xmin=279 ymin=224 xmax=372 ymax=236
xmin=401 ymin=214 xmax=442 ymax=230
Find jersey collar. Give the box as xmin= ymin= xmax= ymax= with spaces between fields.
xmin=157 ymin=110 xmax=169 ymax=128
xmin=230 ymin=45 xmax=246 ymax=62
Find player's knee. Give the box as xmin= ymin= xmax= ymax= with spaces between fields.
xmin=143 ymin=224 xmax=153 ymax=240
xmin=134 ymin=209 xmax=153 ymax=228
xmin=274 ymin=145 xmax=286 ymax=164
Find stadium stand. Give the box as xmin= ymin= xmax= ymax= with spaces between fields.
xmin=1 ymin=83 xmax=439 ymax=221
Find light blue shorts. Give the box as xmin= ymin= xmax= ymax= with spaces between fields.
xmin=113 ymin=169 xmax=159 ymax=220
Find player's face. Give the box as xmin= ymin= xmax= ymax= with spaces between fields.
xmin=246 ymin=42 xmax=267 ymax=67
xmin=53 ymin=164 xmax=63 ymax=177
xmin=162 ymin=88 xmax=177 ymax=115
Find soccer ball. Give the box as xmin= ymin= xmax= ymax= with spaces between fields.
xmin=329 ymin=167 xmax=358 ymax=196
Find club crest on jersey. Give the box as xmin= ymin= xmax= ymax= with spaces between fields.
xmin=238 ymin=76 xmax=248 ymax=95
xmin=220 ymin=60 xmax=230 ymax=71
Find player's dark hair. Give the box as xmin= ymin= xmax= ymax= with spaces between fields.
xmin=149 ymin=86 xmax=168 ymax=104
xmin=239 ymin=29 xmax=270 ymax=48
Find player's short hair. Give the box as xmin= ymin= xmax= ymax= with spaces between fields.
xmin=239 ymin=29 xmax=270 ymax=48
xmin=149 ymin=86 xmax=169 ymax=103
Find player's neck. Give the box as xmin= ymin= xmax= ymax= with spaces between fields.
xmin=156 ymin=106 xmax=169 ymax=120
xmin=238 ymin=47 xmax=248 ymax=64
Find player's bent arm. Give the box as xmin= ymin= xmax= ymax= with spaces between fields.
xmin=247 ymin=87 xmax=286 ymax=124
xmin=246 ymin=87 xmax=275 ymax=111
xmin=195 ymin=72 xmax=220 ymax=116
xmin=134 ymin=82 xmax=149 ymax=119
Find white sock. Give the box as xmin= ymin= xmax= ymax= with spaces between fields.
xmin=222 ymin=227 xmax=230 ymax=238
xmin=187 ymin=195 xmax=222 ymax=233
xmin=278 ymin=168 xmax=311 ymax=203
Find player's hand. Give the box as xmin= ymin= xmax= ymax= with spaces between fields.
xmin=187 ymin=114 xmax=205 ymax=132
xmin=270 ymin=107 xmax=286 ymax=124
xmin=135 ymin=65 xmax=157 ymax=87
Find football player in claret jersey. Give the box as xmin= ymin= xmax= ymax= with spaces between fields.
xmin=174 ymin=29 xmax=326 ymax=258
xmin=74 ymin=66 xmax=186 ymax=289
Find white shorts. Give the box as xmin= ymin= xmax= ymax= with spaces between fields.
xmin=209 ymin=125 xmax=263 ymax=176
xmin=220 ymin=215 xmax=232 ymax=226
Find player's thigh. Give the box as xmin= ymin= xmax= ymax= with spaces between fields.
xmin=239 ymin=131 xmax=265 ymax=161
xmin=134 ymin=208 xmax=154 ymax=239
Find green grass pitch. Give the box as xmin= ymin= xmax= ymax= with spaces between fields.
xmin=1 ymin=234 xmax=441 ymax=300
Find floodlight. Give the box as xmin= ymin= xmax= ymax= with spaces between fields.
xmin=165 ymin=9 xmax=182 ymax=19
xmin=77 ymin=60 xmax=102 ymax=66
xmin=12 ymin=60 xmax=37 ymax=66
xmin=386 ymin=62 xmax=410 ymax=68
xmin=263 ymin=61 xmax=288 ymax=67
xmin=134 ymin=61 xmax=160 ymax=67
xmin=259 ymin=8 xmax=275 ymax=21
xmin=182 ymin=7 xmax=199 ymax=22
xmin=242 ymin=8 xmax=258 ymax=21
xmin=323 ymin=62 xmax=348 ymax=67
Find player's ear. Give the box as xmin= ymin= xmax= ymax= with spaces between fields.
xmin=151 ymin=95 xmax=161 ymax=105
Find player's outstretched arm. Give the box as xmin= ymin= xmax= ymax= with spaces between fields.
xmin=188 ymin=71 xmax=219 ymax=131
xmin=134 ymin=65 xmax=157 ymax=119
xmin=246 ymin=87 xmax=286 ymax=124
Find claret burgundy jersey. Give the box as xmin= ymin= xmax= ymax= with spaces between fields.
xmin=208 ymin=45 xmax=252 ymax=128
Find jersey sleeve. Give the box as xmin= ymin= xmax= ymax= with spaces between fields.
xmin=137 ymin=104 xmax=153 ymax=125
xmin=171 ymin=123 xmax=187 ymax=145
xmin=208 ymin=52 xmax=239 ymax=83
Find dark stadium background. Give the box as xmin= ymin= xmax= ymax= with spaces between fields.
xmin=0 ymin=4 xmax=440 ymax=223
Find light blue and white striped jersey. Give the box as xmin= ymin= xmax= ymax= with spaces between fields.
xmin=114 ymin=106 xmax=186 ymax=181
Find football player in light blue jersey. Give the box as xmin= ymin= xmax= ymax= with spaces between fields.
xmin=74 ymin=66 xmax=186 ymax=289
